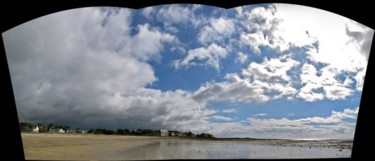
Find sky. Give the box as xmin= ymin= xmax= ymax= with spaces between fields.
xmin=2 ymin=4 xmax=373 ymax=139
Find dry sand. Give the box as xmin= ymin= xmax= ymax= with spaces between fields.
xmin=22 ymin=133 xmax=176 ymax=160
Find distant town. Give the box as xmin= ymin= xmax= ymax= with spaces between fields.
xmin=19 ymin=122 xmax=215 ymax=138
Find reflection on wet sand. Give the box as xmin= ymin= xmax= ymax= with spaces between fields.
xmin=120 ymin=139 xmax=351 ymax=159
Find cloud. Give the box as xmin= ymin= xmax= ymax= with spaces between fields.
xmin=277 ymin=4 xmax=371 ymax=92
xmin=198 ymin=17 xmax=236 ymax=44
xmin=173 ymin=43 xmax=228 ymax=71
xmin=171 ymin=4 xmax=371 ymax=102
xmin=235 ymin=52 xmax=248 ymax=64
xmin=239 ymin=4 xmax=317 ymax=54
xmin=298 ymin=85 xmax=325 ymax=102
xmin=193 ymin=55 xmax=299 ymax=103
xmin=298 ymin=63 xmax=354 ymax=101
xmin=345 ymin=24 xmax=374 ymax=59
xmin=343 ymin=77 xmax=354 ymax=87
xmin=221 ymin=108 xmax=237 ymax=113
xmin=242 ymin=54 xmax=299 ymax=82
xmin=205 ymin=107 xmax=358 ymax=138
xmin=155 ymin=4 xmax=203 ymax=28
xmin=297 ymin=107 xmax=358 ymax=124
xmin=121 ymin=23 xmax=177 ymax=61
xmin=141 ymin=6 xmax=154 ymax=19
xmin=324 ymin=85 xmax=353 ymax=100
xmin=2 ymin=7 xmax=210 ymax=131
xmin=239 ymin=4 xmax=372 ymax=94
xmin=252 ymin=113 xmax=267 ymax=117
xmin=235 ymin=7 xmax=243 ymax=17
xmin=354 ymin=68 xmax=367 ymax=91
xmin=157 ymin=5 xmax=191 ymax=24
xmin=192 ymin=79 xmax=271 ymax=103
xmin=297 ymin=63 xmax=325 ymax=102
xmin=98 ymin=88 xmax=213 ymax=130
xmin=209 ymin=115 xmax=233 ymax=121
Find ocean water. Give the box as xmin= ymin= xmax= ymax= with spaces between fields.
xmin=117 ymin=139 xmax=352 ymax=159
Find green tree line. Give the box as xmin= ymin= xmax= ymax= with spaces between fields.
xmin=19 ymin=121 xmax=215 ymax=138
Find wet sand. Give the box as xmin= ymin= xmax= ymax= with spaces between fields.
xmin=21 ymin=133 xmax=352 ymax=160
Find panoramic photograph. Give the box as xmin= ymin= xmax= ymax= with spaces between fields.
xmin=2 ymin=3 xmax=373 ymax=160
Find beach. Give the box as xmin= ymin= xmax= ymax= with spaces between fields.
xmin=21 ymin=133 xmax=352 ymax=160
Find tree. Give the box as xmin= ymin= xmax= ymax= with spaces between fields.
xmin=185 ymin=131 xmax=194 ymax=137
xmin=124 ymin=129 xmax=130 ymax=135
xmin=19 ymin=122 xmax=33 ymax=132
xmin=87 ymin=129 xmax=95 ymax=134
xmin=75 ymin=128 xmax=81 ymax=133
xmin=103 ymin=129 xmax=115 ymax=135
xmin=62 ymin=125 xmax=71 ymax=131
xmin=47 ymin=123 xmax=55 ymax=130
xmin=196 ymin=133 xmax=215 ymax=139
xmin=117 ymin=129 xmax=124 ymax=135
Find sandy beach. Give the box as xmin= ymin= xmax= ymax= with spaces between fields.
xmin=21 ymin=133 xmax=352 ymax=160
xmin=22 ymin=133 xmax=171 ymax=160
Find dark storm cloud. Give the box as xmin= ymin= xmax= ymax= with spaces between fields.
xmin=3 ymin=7 xmax=209 ymax=130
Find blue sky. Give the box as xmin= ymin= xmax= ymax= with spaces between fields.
xmin=2 ymin=4 xmax=373 ymax=139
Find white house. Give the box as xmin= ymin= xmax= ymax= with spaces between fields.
xmin=32 ymin=126 xmax=39 ymax=133
xmin=66 ymin=129 xmax=76 ymax=133
xmin=160 ymin=129 xmax=168 ymax=137
xmin=80 ymin=130 xmax=87 ymax=134
xmin=59 ymin=128 xmax=65 ymax=133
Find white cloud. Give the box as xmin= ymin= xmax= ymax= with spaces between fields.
xmin=183 ymin=107 xmax=358 ymax=138
xmin=198 ymin=17 xmax=235 ymax=44
xmin=242 ymin=54 xmax=299 ymax=82
xmin=235 ymin=7 xmax=243 ymax=17
xmin=193 ymin=55 xmax=299 ymax=103
xmin=209 ymin=115 xmax=233 ymax=121
xmin=157 ymin=4 xmax=371 ymax=103
xmin=157 ymin=5 xmax=191 ymax=24
xmin=343 ymin=77 xmax=354 ymax=87
xmin=274 ymin=4 xmax=372 ymax=92
xmin=173 ymin=43 xmax=228 ymax=71
xmin=324 ymin=85 xmax=353 ymax=100
xmin=298 ymin=63 xmax=354 ymax=101
xmin=239 ymin=4 xmax=372 ymax=95
xmin=298 ymin=84 xmax=325 ymax=102
xmin=253 ymin=113 xmax=267 ymax=117
xmin=163 ymin=24 xmax=179 ymax=33
xmin=239 ymin=4 xmax=317 ymax=54
xmin=204 ymin=107 xmax=358 ymax=138
xmin=235 ymin=52 xmax=248 ymax=64
xmin=156 ymin=4 xmax=203 ymax=28
xmin=354 ymin=68 xmax=367 ymax=91
xmin=298 ymin=63 xmax=325 ymax=102
xmin=221 ymin=108 xmax=237 ymax=113
xmin=192 ymin=79 xmax=271 ymax=103
xmin=141 ymin=6 xmax=154 ymax=19
xmin=122 ymin=23 xmax=177 ymax=61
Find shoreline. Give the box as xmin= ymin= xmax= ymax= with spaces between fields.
xmin=21 ymin=132 xmax=353 ymax=141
